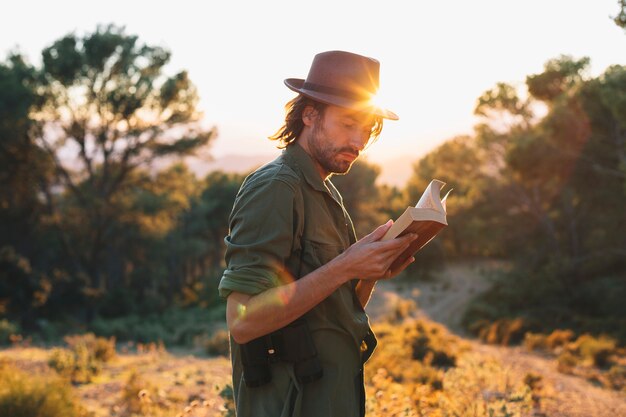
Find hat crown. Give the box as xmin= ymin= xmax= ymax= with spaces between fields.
xmin=304 ymin=51 xmax=380 ymax=100
xmin=283 ymin=50 xmax=398 ymax=120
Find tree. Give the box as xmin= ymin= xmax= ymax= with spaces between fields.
xmin=332 ymin=159 xmax=388 ymax=238
xmin=614 ymin=0 xmax=626 ymax=30
xmin=0 ymin=54 xmax=52 ymax=254
xmin=30 ymin=25 xmax=216 ymax=302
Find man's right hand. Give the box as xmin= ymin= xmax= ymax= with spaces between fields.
xmin=333 ymin=220 xmax=418 ymax=282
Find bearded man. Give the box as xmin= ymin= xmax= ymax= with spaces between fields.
xmin=218 ymin=50 xmax=417 ymax=417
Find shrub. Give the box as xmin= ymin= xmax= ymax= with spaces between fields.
xmin=439 ymin=356 xmax=533 ymax=417
xmin=219 ymin=384 xmax=235 ymax=417
xmin=0 ymin=362 xmax=86 ymax=417
xmin=48 ymin=346 xmax=101 ymax=384
xmin=570 ymin=334 xmax=617 ymax=369
xmin=64 ymin=333 xmax=116 ymax=362
xmin=90 ymin=306 xmax=225 ymax=346
xmin=479 ymin=318 xmax=531 ymax=346
xmin=0 ymin=319 xmax=20 ymax=345
xmin=206 ymin=329 xmax=230 ymax=357
xmin=48 ymin=333 xmax=115 ymax=383
xmin=546 ymin=329 xmax=575 ymax=350
xmin=119 ymin=370 xmax=160 ymax=416
xmin=606 ymin=365 xmax=626 ymax=391
xmin=524 ymin=332 xmax=548 ymax=352
xmin=556 ymin=351 xmax=578 ymax=374
xmin=367 ymin=319 xmax=463 ymax=390
xmin=524 ymin=329 xmax=575 ymax=353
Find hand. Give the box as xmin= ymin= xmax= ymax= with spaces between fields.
xmin=333 ymin=220 xmax=418 ymax=281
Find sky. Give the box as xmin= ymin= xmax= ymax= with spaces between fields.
xmin=1 ymin=0 xmax=625 ymax=178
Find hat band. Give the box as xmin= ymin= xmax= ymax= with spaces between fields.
xmin=302 ymin=82 xmax=373 ymax=102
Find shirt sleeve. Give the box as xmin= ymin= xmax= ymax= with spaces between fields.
xmin=218 ymin=176 xmax=298 ymax=298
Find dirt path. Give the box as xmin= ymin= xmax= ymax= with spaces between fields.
xmin=366 ymin=262 xmax=626 ymax=417
xmin=366 ymin=261 xmax=494 ymax=334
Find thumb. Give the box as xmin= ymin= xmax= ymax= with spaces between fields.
xmin=362 ymin=219 xmax=394 ymax=243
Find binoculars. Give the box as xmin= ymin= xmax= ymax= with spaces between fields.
xmin=239 ymin=319 xmax=323 ymax=388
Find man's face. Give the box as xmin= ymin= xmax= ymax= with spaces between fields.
xmin=306 ymin=105 xmax=376 ymax=175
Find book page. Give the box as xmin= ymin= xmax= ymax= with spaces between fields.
xmin=415 ymin=180 xmax=446 ymax=211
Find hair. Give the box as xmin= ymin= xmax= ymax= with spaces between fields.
xmin=268 ymin=95 xmax=384 ymax=149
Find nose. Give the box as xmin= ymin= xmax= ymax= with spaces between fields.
xmin=349 ymin=130 xmax=368 ymax=152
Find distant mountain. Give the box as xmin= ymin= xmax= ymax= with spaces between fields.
xmin=185 ymin=153 xmax=279 ymax=178
xmin=374 ymin=154 xmax=418 ymax=188
xmin=183 ymin=152 xmax=418 ymax=188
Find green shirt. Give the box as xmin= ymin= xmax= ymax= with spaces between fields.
xmin=219 ymin=143 xmax=375 ymax=417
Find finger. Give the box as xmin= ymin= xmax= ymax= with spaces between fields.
xmin=390 ymin=255 xmax=415 ymax=276
xmin=375 ymin=233 xmax=418 ymax=252
xmin=360 ymin=219 xmax=394 ymax=243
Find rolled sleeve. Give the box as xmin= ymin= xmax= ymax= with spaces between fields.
xmin=218 ymin=176 xmax=298 ymax=298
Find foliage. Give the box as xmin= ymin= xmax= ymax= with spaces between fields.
xmin=48 ymin=333 xmax=115 ymax=383
xmin=367 ymin=320 xmax=467 ymax=392
xmin=437 ymin=356 xmax=533 ymax=417
xmin=0 ymin=24 xmax=219 ymax=325
xmin=218 ymin=384 xmax=236 ymax=417
xmin=443 ymin=56 xmax=626 ymax=353
xmin=0 ymin=319 xmax=20 ymax=345
xmin=118 ymin=370 xmax=169 ymax=417
xmin=364 ymin=319 xmax=533 ymax=416
xmin=332 ymin=158 xmax=392 ymax=238
xmin=615 ymin=0 xmax=626 ymax=29
xmin=525 ymin=330 xmax=626 ymax=391
xmin=90 ymin=306 xmax=225 ymax=346
xmin=205 ymin=329 xmax=231 ymax=357
xmin=464 ymin=269 xmax=626 ymax=345
xmin=0 ymin=361 xmax=87 ymax=417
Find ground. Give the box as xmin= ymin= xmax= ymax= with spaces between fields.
xmin=1 ymin=261 xmax=625 ymax=416
xmin=367 ymin=261 xmax=626 ymax=417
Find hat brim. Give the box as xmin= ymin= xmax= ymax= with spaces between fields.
xmin=284 ymin=78 xmax=399 ymax=121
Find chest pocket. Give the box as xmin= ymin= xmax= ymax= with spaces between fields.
xmin=301 ymin=238 xmax=345 ymax=271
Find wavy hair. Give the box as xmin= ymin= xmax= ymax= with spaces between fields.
xmin=269 ymin=95 xmax=384 ymax=148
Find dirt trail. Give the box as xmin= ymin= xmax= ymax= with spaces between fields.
xmin=366 ymin=262 xmax=626 ymax=417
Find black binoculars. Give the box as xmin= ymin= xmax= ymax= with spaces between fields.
xmin=239 ymin=319 xmax=323 ymax=388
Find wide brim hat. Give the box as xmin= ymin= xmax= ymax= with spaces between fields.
xmin=284 ymin=50 xmax=399 ymax=120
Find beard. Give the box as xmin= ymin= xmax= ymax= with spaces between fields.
xmin=307 ymin=122 xmax=360 ymax=175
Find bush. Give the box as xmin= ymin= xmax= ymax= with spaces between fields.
xmin=478 ymin=318 xmax=532 ymax=346
xmin=48 ymin=346 xmax=101 ymax=384
xmin=439 ymin=356 xmax=533 ymax=417
xmin=570 ymin=334 xmax=616 ymax=369
xmin=606 ymin=365 xmax=626 ymax=391
xmin=0 ymin=319 xmax=20 ymax=345
xmin=524 ymin=329 xmax=575 ymax=352
xmin=205 ymin=329 xmax=230 ymax=357
xmin=119 ymin=370 xmax=161 ymax=416
xmin=48 ymin=333 xmax=116 ymax=383
xmin=0 ymin=361 xmax=86 ymax=417
xmin=367 ymin=319 xmax=463 ymax=390
xmin=64 ymin=333 xmax=116 ymax=362
xmin=91 ymin=306 xmax=225 ymax=346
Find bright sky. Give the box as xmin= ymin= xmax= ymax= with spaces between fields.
xmin=1 ymin=0 xmax=625 ymax=171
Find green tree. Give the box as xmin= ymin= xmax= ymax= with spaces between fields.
xmin=0 ymin=54 xmax=53 ymax=258
xmin=463 ymin=57 xmax=626 ymax=341
xmin=332 ymin=159 xmax=388 ymax=238
xmin=30 ymin=25 xmax=216 ymax=309
xmin=614 ymin=0 xmax=626 ymax=30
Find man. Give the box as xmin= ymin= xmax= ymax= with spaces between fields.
xmin=218 ymin=50 xmax=417 ymax=417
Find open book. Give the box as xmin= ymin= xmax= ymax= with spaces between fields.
xmin=382 ymin=179 xmax=451 ymax=270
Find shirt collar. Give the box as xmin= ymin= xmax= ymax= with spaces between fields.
xmin=283 ymin=143 xmax=328 ymax=193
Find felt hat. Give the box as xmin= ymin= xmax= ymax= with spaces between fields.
xmin=284 ymin=50 xmax=399 ymax=120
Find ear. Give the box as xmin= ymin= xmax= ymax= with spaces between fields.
xmin=302 ymin=105 xmax=318 ymax=127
